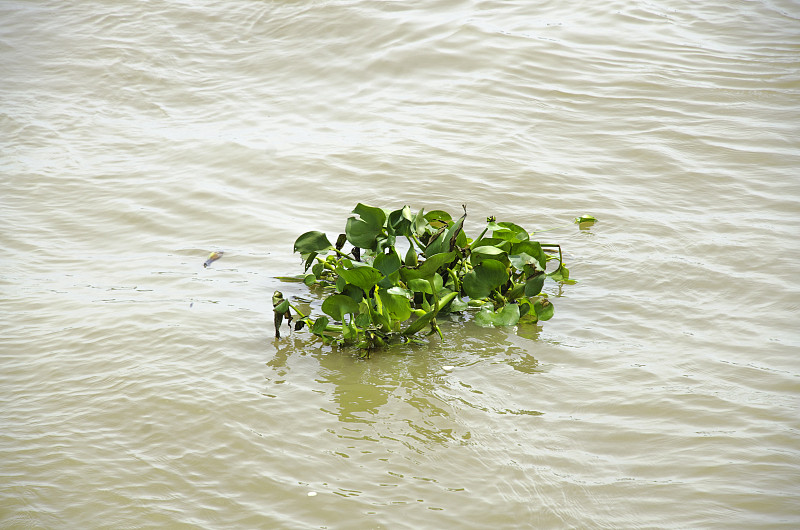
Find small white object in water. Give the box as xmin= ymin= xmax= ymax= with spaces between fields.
xmin=443 ymin=366 xmax=455 ymax=372
xmin=307 ymin=491 xmax=317 ymax=497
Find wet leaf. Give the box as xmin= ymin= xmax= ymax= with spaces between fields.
xmin=475 ymin=303 xmax=520 ymax=327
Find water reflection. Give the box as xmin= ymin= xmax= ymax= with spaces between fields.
xmin=261 ymin=319 xmax=548 ymax=455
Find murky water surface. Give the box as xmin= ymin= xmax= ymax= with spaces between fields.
xmin=2 ymin=0 xmax=799 ymax=527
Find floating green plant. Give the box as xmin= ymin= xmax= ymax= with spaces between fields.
xmin=275 ymin=204 xmax=587 ymax=355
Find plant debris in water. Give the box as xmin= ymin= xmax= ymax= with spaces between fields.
xmin=275 ymin=204 xmax=584 ymax=355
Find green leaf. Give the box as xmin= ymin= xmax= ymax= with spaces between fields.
xmin=574 ymin=215 xmax=597 ymax=224
xmin=378 ymin=288 xmax=412 ymax=322
xmin=345 ymin=203 xmax=386 ymax=249
xmin=474 ymin=304 xmax=521 ymax=327
xmin=424 ymin=209 xmax=452 ymax=228
xmin=462 ymin=259 xmax=509 ymax=299
xmin=387 ymin=286 xmax=413 ymax=298
xmin=336 ymin=265 xmax=384 ymax=293
xmin=408 ymin=275 xmax=443 ymax=294
xmin=470 ymin=237 xmax=511 ymax=252
xmin=533 ymin=298 xmax=555 ymax=321
xmin=400 ymin=251 xmax=456 ymax=282
xmin=489 ymin=221 xmax=529 ymax=243
xmin=400 ymin=291 xmax=458 ymax=336
xmin=387 ymin=205 xmax=415 ymax=237
xmin=274 ymin=299 xmax=289 ymax=314
xmin=548 ymin=264 xmax=575 ymax=283
xmin=303 ymin=273 xmax=316 ymax=286
xmin=354 ymin=312 xmax=372 ymax=328
xmin=311 ymin=316 xmax=329 ymax=335
xmin=524 ymin=274 xmax=545 ymax=296
xmin=321 ymin=294 xmax=360 ymax=322
xmin=425 ymin=210 xmax=466 ymax=256
xmin=470 ymin=245 xmax=508 ymax=267
xmin=294 ymin=231 xmax=333 ymax=254
xmin=446 ymin=296 xmax=469 ymax=312
xmin=374 ymin=250 xmax=402 ymax=278
xmin=510 ymin=241 xmax=546 ymax=270
xmin=402 ymin=310 xmax=435 ymax=336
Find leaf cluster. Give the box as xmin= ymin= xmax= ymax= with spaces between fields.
xmin=277 ymin=204 xmax=575 ymax=354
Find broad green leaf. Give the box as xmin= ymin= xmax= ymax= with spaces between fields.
xmin=524 ymin=274 xmax=545 ymax=296
xmin=408 ymin=275 xmax=443 ymax=294
xmin=511 ymin=241 xmax=546 ymax=270
xmin=470 ymin=245 xmax=508 ymax=267
xmin=400 ymin=251 xmax=456 ymax=281
xmin=336 ymin=265 xmax=384 ymax=293
xmin=470 ymin=237 xmax=511 ymax=252
xmin=374 ymin=250 xmax=402 ymax=278
xmin=311 ymin=316 xmax=329 ymax=335
xmin=321 ymin=294 xmax=360 ymax=322
xmin=462 ymin=259 xmax=509 ymax=299
xmin=387 ymin=286 xmax=413 ymax=298
xmin=294 ymin=231 xmax=333 ymax=254
xmin=533 ymin=298 xmax=555 ymax=321
xmin=474 ymin=304 xmax=520 ymax=327
xmin=345 ymin=203 xmax=386 ymax=249
xmin=303 ymin=273 xmax=316 ymax=286
xmin=378 ymin=289 xmax=412 ymax=322
xmin=424 ymin=209 xmax=452 ymax=228
xmin=412 ymin=208 xmax=429 ymax=236
xmin=506 ymin=282 xmax=525 ymax=300
xmin=489 ymin=221 xmax=529 ymax=243
xmin=354 ymin=312 xmax=372 ymax=328
xmin=518 ymin=298 xmax=532 ymax=318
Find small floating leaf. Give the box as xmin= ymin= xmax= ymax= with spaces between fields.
xmin=574 ymin=215 xmax=597 ymax=224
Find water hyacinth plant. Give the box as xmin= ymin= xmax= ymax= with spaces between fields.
xmin=275 ymin=204 xmax=584 ymax=354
